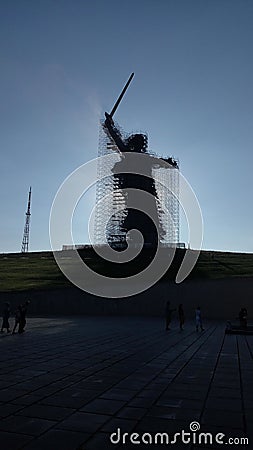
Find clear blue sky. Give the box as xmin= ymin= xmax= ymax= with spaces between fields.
xmin=1 ymin=0 xmax=252 ymax=253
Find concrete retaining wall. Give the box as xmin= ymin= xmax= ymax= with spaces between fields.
xmin=0 ymin=277 xmax=252 ymax=321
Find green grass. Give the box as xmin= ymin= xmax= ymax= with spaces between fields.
xmin=0 ymin=252 xmax=71 ymax=292
xmin=1 ymin=248 xmax=253 ymax=292
xmin=194 ymin=251 xmax=253 ymax=279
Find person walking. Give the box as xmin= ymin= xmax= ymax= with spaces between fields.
xmin=165 ymin=301 xmax=176 ymax=330
xmin=1 ymin=302 xmax=11 ymax=333
xmin=178 ymin=304 xmax=185 ymax=330
xmin=195 ymin=306 xmax=204 ymax=332
xmin=18 ymin=300 xmax=30 ymax=334
xmin=12 ymin=306 xmax=21 ymax=334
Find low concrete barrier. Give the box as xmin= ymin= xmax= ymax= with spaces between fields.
xmin=0 ymin=277 xmax=252 ymax=320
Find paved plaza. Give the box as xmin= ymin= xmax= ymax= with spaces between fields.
xmin=0 ymin=316 xmax=252 ymax=449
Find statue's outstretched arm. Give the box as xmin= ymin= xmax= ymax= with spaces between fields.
xmin=104 ymin=112 xmax=127 ymax=153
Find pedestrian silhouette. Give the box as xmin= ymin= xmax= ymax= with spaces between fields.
xmin=18 ymin=300 xmax=30 ymax=334
xmin=178 ymin=304 xmax=185 ymax=330
xmin=239 ymin=307 xmax=247 ymax=328
xmin=12 ymin=306 xmax=21 ymax=334
xmin=195 ymin=306 xmax=204 ymax=332
xmin=1 ymin=302 xmax=11 ymax=333
xmin=165 ymin=301 xmax=176 ymax=330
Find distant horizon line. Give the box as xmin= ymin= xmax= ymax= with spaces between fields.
xmin=1 ymin=246 xmax=253 ymax=256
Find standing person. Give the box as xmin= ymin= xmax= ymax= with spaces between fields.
xmin=1 ymin=302 xmax=11 ymax=333
xmin=242 ymin=307 xmax=248 ymax=328
xmin=239 ymin=307 xmax=247 ymax=328
xmin=178 ymin=304 xmax=185 ymax=330
xmin=195 ymin=306 xmax=204 ymax=332
xmin=165 ymin=301 xmax=176 ymax=330
xmin=18 ymin=300 xmax=30 ymax=334
xmin=12 ymin=305 xmax=21 ymax=334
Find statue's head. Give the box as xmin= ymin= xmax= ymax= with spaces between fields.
xmin=125 ymin=133 xmax=148 ymax=153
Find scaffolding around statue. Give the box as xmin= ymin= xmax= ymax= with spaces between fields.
xmin=94 ymin=123 xmax=180 ymax=248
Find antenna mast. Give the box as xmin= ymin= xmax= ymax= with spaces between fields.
xmin=21 ymin=187 xmax=32 ymax=253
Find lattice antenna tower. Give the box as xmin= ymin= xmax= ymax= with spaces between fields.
xmin=21 ymin=187 xmax=32 ymax=253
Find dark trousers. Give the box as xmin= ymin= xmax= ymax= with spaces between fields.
xmin=18 ymin=318 xmax=26 ymax=333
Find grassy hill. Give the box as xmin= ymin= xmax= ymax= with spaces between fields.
xmin=1 ymin=247 xmax=253 ymax=292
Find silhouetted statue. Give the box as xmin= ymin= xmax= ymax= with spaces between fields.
xmin=103 ymin=112 xmax=166 ymax=247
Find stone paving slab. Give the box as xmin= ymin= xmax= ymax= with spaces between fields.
xmin=0 ymin=316 xmax=251 ymax=449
